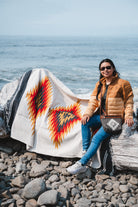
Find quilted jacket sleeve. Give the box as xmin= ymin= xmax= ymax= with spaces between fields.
xmin=83 ymin=82 xmax=99 ymax=117
xmin=122 ymin=80 xmax=134 ymax=119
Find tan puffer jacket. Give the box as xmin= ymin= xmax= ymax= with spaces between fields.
xmin=84 ymin=75 xmax=134 ymax=120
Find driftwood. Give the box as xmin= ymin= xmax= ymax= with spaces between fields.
xmin=110 ymin=121 xmax=138 ymax=172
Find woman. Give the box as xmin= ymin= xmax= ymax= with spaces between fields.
xmin=67 ymin=58 xmax=134 ymax=174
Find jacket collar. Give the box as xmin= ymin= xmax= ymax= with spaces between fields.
xmin=100 ymin=74 xmax=119 ymax=85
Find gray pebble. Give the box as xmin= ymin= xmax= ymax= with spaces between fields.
xmin=0 ymin=138 xmax=137 ymax=207
xmin=22 ymin=178 xmax=46 ymax=199
xmin=119 ymin=185 xmax=129 ymax=193
xmin=37 ymin=190 xmax=58 ymax=205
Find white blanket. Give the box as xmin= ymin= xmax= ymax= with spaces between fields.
xmin=3 ymin=68 xmax=99 ymax=167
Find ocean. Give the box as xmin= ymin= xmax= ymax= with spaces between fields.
xmin=0 ymin=35 xmax=138 ymax=102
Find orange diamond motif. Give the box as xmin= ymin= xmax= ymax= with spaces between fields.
xmin=48 ymin=101 xmax=82 ymax=148
xmin=26 ymin=76 xmax=52 ymax=135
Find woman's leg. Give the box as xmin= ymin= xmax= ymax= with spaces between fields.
xmin=82 ymin=115 xmax=102 ymax=151
xmin=67 ymin=115 xmax=111 ymax=174
xmin=80 ymin=126 xmax=111 ymax=165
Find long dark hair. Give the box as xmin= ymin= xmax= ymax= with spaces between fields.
xmin=96 ymin=58 xmax=120 ymax=100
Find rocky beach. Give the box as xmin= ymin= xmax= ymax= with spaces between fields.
xmin=0 ymin=138 xmax=138 ymax=207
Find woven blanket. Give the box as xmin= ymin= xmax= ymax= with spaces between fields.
xmin=2 ymin=68 xmax=100 ymax=167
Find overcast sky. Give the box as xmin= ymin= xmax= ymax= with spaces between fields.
xmin=0 ymin=0 xmax=138 ymax=36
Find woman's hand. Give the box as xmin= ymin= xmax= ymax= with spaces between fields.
xmin=125 ymin=118 xmax=134 ymax=127
xmin=81 ymin=114 xmax=90 ymax=125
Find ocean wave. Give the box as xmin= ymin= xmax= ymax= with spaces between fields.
xmin=0 ymin=78 xmax=11 ymax=83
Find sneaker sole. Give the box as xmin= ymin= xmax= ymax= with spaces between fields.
xmin=67 ymin=167 xmax=87 ymax=175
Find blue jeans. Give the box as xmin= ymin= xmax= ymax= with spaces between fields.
xmin=80 ymin=115 xmax=111 ymax=165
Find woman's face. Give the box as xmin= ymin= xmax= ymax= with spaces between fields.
xmin=100 ymin=62 xmax=114 ymax=79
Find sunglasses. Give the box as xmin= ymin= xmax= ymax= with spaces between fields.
xmin=100 ymin=66 xmax=112 ymax=71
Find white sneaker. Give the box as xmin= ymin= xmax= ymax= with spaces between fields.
xmin=67 ymin=161 xmax=86 ymax=175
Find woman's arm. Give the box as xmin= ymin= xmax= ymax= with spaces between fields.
xmin=122 ymin=80 xmax=134 ymax=127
